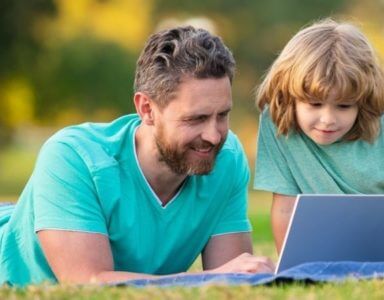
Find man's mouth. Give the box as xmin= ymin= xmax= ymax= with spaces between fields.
xmin=191 ymin=146 xmax=214 ymax=153
xmin=189 ymin=142 xmax=218 ymax=158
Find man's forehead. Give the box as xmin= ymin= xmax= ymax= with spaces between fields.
xmin=178 ymin=101 xmax=232 ymax=117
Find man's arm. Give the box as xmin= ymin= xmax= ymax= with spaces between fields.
xmin=38 ymin=230 xmax=274 ymax=284
xmin=38 ymin=230 xmax=158 ymax=284
xmin=201 ymin=232 xmax=274 ymax=273
xmin=271 ymin=193 xmax=296 ymax=255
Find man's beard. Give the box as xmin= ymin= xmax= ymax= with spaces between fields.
xmin=155 ymin=127 xmax=225 ymax=176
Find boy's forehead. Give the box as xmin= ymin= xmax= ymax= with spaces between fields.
xmin=298 ymin=80 xmax=360 ymax=104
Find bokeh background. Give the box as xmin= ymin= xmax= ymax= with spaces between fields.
xmin=0 ymin=0 xmax=383 ymax=207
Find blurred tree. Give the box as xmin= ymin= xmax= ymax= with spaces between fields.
xmin=152 ymin=0 xmax=349 ymax=114
xmin=0 ymin=0 xmax=56 ymax=146
xmin=2 ymin=0 xmax=382 ymax=151
xmin=154 ymin=0 xmax=348 ymax=69
xmin=44 ymin=0 xmax=153 ymax=52
xmin=30 ymin=0 xmax=153 ymax=123
xmin=0 ymin=0 xmax=56 ymax=78
xmin=345 ymin=0 xmax=384 ymax=58
xmin=0 ymin=0 xmax=152 ymax=146
xmin=32 ymin=37 xmax=137 ymax=123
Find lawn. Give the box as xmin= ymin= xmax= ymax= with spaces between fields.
xmin=2 ymin=280 xmax=384 ymax=300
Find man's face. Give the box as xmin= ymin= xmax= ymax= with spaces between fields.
xmin=153 ymin=76 xmax=232 ymax=175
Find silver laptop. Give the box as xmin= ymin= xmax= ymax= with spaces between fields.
xmin=275 ymin=194 xmax=384 ymax=274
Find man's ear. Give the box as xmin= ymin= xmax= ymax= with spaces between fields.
xmin=134 ymin=92 xmax=155 ymax=125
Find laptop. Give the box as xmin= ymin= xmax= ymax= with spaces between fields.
xmin=275 ymin=194 xmax=384 ymax=274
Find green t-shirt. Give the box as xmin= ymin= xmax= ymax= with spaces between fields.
xmin=254 ymin=109 xmax=384 ymax=195
xmin=0 ymin=114 xmax=251 ymax=286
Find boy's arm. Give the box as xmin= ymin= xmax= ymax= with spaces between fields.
xmin=271 ymin=193 xmax=296 ymax=255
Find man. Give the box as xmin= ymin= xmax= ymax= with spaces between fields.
xmin=0 ymin=26 xmax=273 ymax=286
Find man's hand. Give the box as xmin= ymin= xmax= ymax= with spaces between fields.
xmin=208 ymin=252 xmax=274 ymax=274
xmin=202 ymin=232 xmax=274 ymax=274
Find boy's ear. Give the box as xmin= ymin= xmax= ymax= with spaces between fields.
xmin=134 ymin=92 xmax=155 ymax=125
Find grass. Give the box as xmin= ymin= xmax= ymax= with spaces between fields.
xmin=2 ymin=279 xmax=384 ymax=299
xmin=0 ymin=144 xmax=37 ymax=198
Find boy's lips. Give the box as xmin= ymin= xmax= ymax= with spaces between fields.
xmin=316 ymin=128 xmax=337 ymax=134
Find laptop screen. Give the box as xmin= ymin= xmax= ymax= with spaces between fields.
xmin=275 ymin=194 xmax=384 ymax=274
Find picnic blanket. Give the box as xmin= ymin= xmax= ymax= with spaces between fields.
xmin=115 ymin=261 xmax=384 ymax=287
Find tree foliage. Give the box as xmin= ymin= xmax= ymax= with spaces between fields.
xmin=0 ymin=0 xmax=56 ymax=145
xmin=32 ymin=37 xmax=137 ymax=122
xmin=0 ymin=0 xmax=367 ymax=147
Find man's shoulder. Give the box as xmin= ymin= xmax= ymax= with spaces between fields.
xmin=41 ymin=114 xmax=140 ymax=170
xmin=50 ymin=114 xmax=140 ymax=143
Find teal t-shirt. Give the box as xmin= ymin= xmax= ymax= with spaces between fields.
xmin=0 ymin=114 xmax=251 ymax=286
xmin=254 ymin=109 xmax=384 ymax=195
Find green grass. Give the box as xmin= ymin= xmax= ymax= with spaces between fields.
xmin=2 ymin=279 xmax=384 ymax=299
xmin=0 ymin=145 xmax=37 ymax=198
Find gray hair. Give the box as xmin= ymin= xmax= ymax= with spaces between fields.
xmin=134 ymin=26 xmax=235 ymax=107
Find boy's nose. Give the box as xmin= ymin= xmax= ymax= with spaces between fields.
xmin=319 ymin=109 xmax=336 ymax=125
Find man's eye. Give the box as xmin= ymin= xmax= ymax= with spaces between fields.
xmin=188 ymin=116 xmax=206 ymax=123
xmin=218 ymin=112 xmax=229 ymax=119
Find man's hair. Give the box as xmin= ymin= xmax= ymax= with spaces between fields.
xmin=134 ymin=26 xmax=235 ymax=107
xmin=256 ymin=18 xmax=384 ymax=142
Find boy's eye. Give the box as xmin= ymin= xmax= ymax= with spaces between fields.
xmin=308 ymin=102 xmax=322 ymax=107
xmin=337 ymin=104 xmax=354 ymax=109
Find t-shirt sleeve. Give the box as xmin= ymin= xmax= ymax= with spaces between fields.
xmin=32 ymin=141 xmax=108 ymax=235
xmin=253 ymin=110 xmax=300 ymax=196
xmin=211 ymin=139 xmax=252 ymax=236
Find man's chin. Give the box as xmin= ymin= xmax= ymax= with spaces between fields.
xmin=185 ymin=159 xmax=215 ymax=175
xmin=187 ymin=169 xmax=211 ymax=176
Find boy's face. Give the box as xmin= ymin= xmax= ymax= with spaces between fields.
xmin=152 ymin=76 xmax=232 ymax=175
xmin=295 ymin=93 xmax=358 ymax=145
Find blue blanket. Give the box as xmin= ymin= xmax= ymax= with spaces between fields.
xmin=115 ymin=262 xmax=384 ymax=287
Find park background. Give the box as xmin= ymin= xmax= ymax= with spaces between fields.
xmin=0 ymin=1 xmax=384 ymax=294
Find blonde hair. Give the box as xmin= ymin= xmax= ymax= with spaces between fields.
xmin=256 ymin=18 xmax=384 ymax=142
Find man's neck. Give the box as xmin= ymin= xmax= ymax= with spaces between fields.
xmin=135 ymin=125 xmax=187 ymax=206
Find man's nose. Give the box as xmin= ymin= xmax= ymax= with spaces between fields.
xmin=201 ymin=121 xmax=222 ymax=145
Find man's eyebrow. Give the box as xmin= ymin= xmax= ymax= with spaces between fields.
xmin=219 ymin=107 xmax=232 ymax=114
xmin=181 ymin=113 xmax=209 ymax=120
xmin=184 ymin=109 xmax=231 ymax=119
